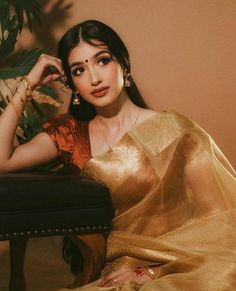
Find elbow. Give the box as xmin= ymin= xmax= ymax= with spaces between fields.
xmin=0 ymin=167 xmax=7 ymax=174
xmin=0 ymin=162 xmax=11 ymax=174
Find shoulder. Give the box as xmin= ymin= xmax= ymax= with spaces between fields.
xmin=137 ymin=109 xmax=157 ymax=124
xmin=136 ymin=108 xmax=197 ymax=128
xmin=163 ymin=110 xmax=198 ymax=129
xmin=42 ymin=114 xmax=90 ymax=168
xmin=141 ymin=109 xmax=199 ymax=131
xmin=130 ymin=109 xmax=210 ymax=160
xmin=42 ymin=113 xmax=79 ymax=133
xmin=132 ymin=109 xmax=202 ymax=146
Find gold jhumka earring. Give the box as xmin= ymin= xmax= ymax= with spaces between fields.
xmin=59 ymin=78 xmax=81 ymax=106
xmin=72 ymin=90 xmax=81 ymax=105
xmin=124 ymin=71 xmax=131 ymax=87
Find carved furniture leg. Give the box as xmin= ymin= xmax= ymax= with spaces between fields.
xmin=9 ymin=238 xmax=28 ymax=291
xmin=69 ymin=233 xmax=107 ymax=287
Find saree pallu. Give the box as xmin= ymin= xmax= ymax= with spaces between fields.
xmin=56 ymin=110 xmax=236 ymax=290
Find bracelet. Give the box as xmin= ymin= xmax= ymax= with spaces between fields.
xmin=9 ymin=99 xmax=21 ymax=120
xmin=20 ymin=76 xmax=33 ymax=102
xmin=142 ymin=266 xmax=155 ymax=280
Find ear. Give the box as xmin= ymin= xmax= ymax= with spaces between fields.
xmin=123 ymin=68 xmax=130 ymax=77
xmin=123 ymin=70 xmax=131 ymax=88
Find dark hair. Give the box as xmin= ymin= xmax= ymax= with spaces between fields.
xmin=57 ymin=20 xmax=146 ymax=121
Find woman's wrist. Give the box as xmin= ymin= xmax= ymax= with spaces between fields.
xmin=20 ymin=76 xmax=33 ymax=102
xmin=12 ymin=80 xmax=31 ymax=104
xmin=8 ymin=79 xmax=31 ymax=120
xmin=26 ymin=73 xmax=37 ymax=90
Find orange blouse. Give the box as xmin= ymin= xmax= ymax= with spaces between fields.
xmin=42 ymin=113 xmax=92 ymax=171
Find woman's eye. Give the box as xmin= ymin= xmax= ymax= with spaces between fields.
xmin=98 ymin=56 xmax=112 ymax=66
xmin=72 ymin=67 xmax=84 ymax=76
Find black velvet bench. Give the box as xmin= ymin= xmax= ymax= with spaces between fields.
xmin=0 ymin=172 xmax=114 ymax=291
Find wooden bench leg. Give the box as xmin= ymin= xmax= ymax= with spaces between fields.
xmin=9 ymin=238 xmax=28 ymax=291
xmin=68 ymin=233 xmax=106 ymax=287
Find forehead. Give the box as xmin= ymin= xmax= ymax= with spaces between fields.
xmin=68 ymin=40 xmax=108 ymax=64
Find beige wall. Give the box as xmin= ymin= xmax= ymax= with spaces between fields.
xmin=16 ymin=0 xmax=236 ymax=167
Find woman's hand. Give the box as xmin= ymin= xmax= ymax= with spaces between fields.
xmin=97 ymin=266 xmax=160 ymax=288
xmin=26 ymin=54 xmax=66 ymax=89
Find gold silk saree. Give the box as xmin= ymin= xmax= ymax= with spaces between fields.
xmin=57 ymin=110 xmax=236 ymax=291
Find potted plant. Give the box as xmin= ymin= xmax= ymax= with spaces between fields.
xmin=0 ymin=0 xmax=62 ymax=145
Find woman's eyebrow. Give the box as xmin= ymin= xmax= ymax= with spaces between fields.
xmin=70 ymin=49 xmax=111 ymax=69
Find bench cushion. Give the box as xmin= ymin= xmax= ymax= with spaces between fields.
xmin=0 ymin=172 xmax=114 ymax=240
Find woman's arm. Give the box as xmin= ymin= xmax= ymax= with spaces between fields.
xmin=0 ymin=54 xmax=65 ymax=173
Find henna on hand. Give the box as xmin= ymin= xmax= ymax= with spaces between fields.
xmin=97 ymin=265 xmax=160 ymax=287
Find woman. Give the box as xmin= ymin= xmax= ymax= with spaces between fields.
xmin=0 ymin=20 xmax=236 ymax=290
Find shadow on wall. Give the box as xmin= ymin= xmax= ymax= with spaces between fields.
xmin=0 ymin=0 xmax=74 ymax=68
xmin=36 ymin=0 xmax=74 ymax=54
xmin=33 ymin=0 xmax=75 ymax=116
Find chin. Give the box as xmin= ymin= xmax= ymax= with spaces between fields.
xmin=90 ymin=97 xmax=118 ymax=108
xmin=93 ymin=102 xmax=114 ymax=108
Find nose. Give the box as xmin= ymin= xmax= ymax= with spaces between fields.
xmin=89 ymin=67 xmax=102 ymax=86
xmin=91 ymin=79 xmax=102 ymax=86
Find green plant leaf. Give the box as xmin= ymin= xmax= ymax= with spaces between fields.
xmin=0 ymin=48 xmax=43 ymax=78
xmin=0 ymin=0 xmax=19 ymax=58
xmin=0 ymin=22 xmax=18 ymax=57
xmin=14 ymin=48 xmax=43 ymax=67
xmin=20 ymin=113 xmax=40 ymax=140
xmin=0 ymin=0 xmax=10 ymax=32
xmin=37 ymin=85 xmax=60 ymax=101
xmin=0 ymin=1 xmax=61 ymax=172
xmin=30 ymin=99 xmax=44 ymax=117
xmin=12 ymin=0 xmax=41 ymax=32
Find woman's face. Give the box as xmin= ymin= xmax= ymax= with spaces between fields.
xmin=68 ymin=40 xmax=124 ymax=108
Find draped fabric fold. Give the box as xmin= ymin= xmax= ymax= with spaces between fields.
xmin=52 ymin=110 xmax=236 ymax=291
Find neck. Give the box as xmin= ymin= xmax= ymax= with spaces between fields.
xmin=95 ymin=90 xmax=129 ymax=118
xmin=94 ymin=91 xmax=141 ymax=132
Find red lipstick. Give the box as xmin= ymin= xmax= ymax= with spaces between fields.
xmin=91 ymin=86 xmax=109 ymax=97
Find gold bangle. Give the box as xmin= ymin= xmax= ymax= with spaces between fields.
xmin=9 ymin=99 xmax=21 ymax=120
xmin=20 ymin=76 xmax=33 ymax=102
xmin=142 ymin=266 xmax=155 ymax=280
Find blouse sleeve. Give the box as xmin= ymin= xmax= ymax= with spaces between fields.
xmin=42 ymin=113 xmax=78 ymax=165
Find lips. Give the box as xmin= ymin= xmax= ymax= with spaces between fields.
xmin=91 ymin=86 xmax=109 ymax=97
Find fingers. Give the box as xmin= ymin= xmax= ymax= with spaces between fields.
xmin=97 ymin=276 xmax=120 ymax=287
xmin=27 ymin=54 xmax=67 ymax=89
xmin=97 ymin=268 xmax=129 ymax=287
xmin=39 ymin=54 xmax=65 ymax=78
xmin=41 ymin=73 xmax=62 ymax=86
xmin=102 ymin=277 xmax=119 ymax=287
xmin=97 ymin=266 xmax=158 ymax=288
